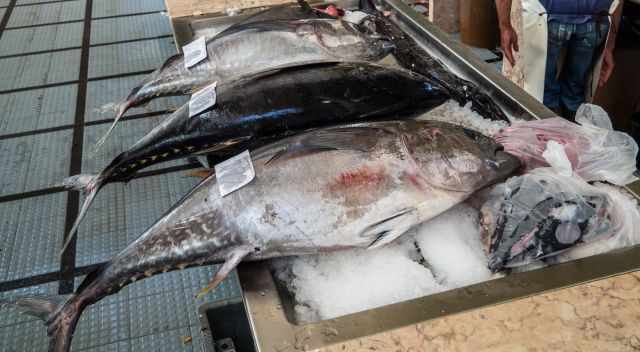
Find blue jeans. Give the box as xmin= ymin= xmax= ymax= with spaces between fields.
xmin=543 ymin=21 xmax=609 ymax=114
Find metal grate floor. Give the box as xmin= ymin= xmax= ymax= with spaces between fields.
xmin=0 ymin=0 xmax=241 ymax=351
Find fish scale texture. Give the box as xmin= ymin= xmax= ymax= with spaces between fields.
xmin=0 ymin=1 xmax=242 ymax=351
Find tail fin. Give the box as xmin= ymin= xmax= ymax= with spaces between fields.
xmin=1 ymin=295 xmax=81 ymax=352
xmin=59 ymin=174 xmax=104 ymax=256
xmin=92 ymin=100 xmax=133 ymax=156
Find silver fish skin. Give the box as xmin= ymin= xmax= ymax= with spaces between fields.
xmin=95 ymin=18 xmax=394 ymax=151
xmin=9 ymin=120 xmax=519 ymax=352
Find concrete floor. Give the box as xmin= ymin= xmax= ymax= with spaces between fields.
xmin=0 ymin=0 xmax=241 ymax=351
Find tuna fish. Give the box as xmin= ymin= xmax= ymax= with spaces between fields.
xmin=3 ymin=120 xmax=520 ymax=352
xmin=62 ymin=62 xmax=451 ymax=253
xmin=480 ymin=168 xmax=615 ymax=272
xmin=357 ymin=0 xmax=510 ymax=122
xmin=216 ymin=0 xmax=337 ymax=27
xmin=95 ymin=16 xmax=394 ymax=152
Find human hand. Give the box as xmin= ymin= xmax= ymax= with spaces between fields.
xmin=499 ymin=25 xmax=519 ymax=66
xmin=599 ymin=48 xmax=615 ymax=88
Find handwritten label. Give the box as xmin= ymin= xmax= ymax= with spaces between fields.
xmin=215 ymin=150 xmax=255 ymax=197
xmin=189 ymin=82 xmax=217 ymax=117
xmin=183 ymin=36 xmax=207 ymax=69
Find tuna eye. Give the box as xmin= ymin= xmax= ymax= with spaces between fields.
xmin=485 ymin=159 xmax=499 ymax=170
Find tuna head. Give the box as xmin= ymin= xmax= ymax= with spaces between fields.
xmin=480 ymin=171 xmax=615 ymax=272
xmin=400 ymin=123 xmax=520 ymax=194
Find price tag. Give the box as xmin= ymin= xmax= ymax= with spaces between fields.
xmin=189 ymin=82 xmax=217 ymax=117
xmin=215 ymin=150 xmax=256 ymax=197
xmin=183 ymin=36 xmax=207 ymax=69
xmin=342 ymin=10 xmax=369 ymax=24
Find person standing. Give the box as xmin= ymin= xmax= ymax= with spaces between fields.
xmin=496 ymin=0 xmax=623 ymax=120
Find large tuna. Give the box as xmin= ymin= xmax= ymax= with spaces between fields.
xmin=4 ymin=120 xmax=520 ymax=352
xmin=62 ymin=62 xmax=450 ymax=253
xmin=95 ymin=16 xmax=394 ymax=151
xmin=357 ymin=0 xmax=510 ymax=122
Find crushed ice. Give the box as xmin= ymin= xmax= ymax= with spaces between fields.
xmin=417 ymin=100 xmax=509 ymax=137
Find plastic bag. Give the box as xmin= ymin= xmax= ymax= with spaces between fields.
xmin=575 ymin=103 xmax=614 ymax=130
xmin=541 ymin=140 xmax=572 ymax=176
xmin=554 ymin=182 xmax=640 ymax=262
xmin=480 ymin=168 xmax=619 ymax=271
xmin=496 ymin=117 xmax=638 ymax=185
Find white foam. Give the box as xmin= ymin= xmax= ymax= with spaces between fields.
xmin=418 ymin=100 xmax=509 ymax=137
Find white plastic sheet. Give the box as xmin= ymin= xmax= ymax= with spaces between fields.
xmin=496 ymin=117 xmax=638 ymax=185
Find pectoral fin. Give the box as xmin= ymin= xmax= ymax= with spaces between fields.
xmin=195 ymin=246 xmax=253 ymax=299
xmin=360 ymin=208 xmax=419 ymax=249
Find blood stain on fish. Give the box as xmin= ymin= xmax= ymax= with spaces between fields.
xmin=325 ymin=164 xmax=390 ymax=219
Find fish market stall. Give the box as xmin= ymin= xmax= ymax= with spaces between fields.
xmin=165 ymin=0 xmax=640 ymax=351
xmin=0 ymin=0 xmax=638 ymax=351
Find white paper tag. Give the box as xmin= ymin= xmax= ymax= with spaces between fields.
xmin=215 ymin=150 xmax=255 ymax=197
xmin=183 ymin=36 xmax=207 ymax=69
xmin=189 ymin=82 xmax=217 ymax=117
xmin=342 ymin=10 xmax=370 ymax=24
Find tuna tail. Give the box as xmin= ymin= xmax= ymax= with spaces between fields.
xmin=1 ymin=295 xmax=81 ymax=352
xmin=92 ymin=99 xmax=134 ymax=156
xmin=59 ymin=173 xmax=105 ymax=256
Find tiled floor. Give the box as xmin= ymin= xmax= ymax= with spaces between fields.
xmin=0 ymin=1 xmax=241 ymax=351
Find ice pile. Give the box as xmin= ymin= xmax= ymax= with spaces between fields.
xmin=273 ymin=204 xmax=492 ymax=322
xmin=418 ymin=100 xmax=509 ymax=137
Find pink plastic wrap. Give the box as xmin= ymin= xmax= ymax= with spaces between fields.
xmin=496 ymin=118 xmax=638 ymax=185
